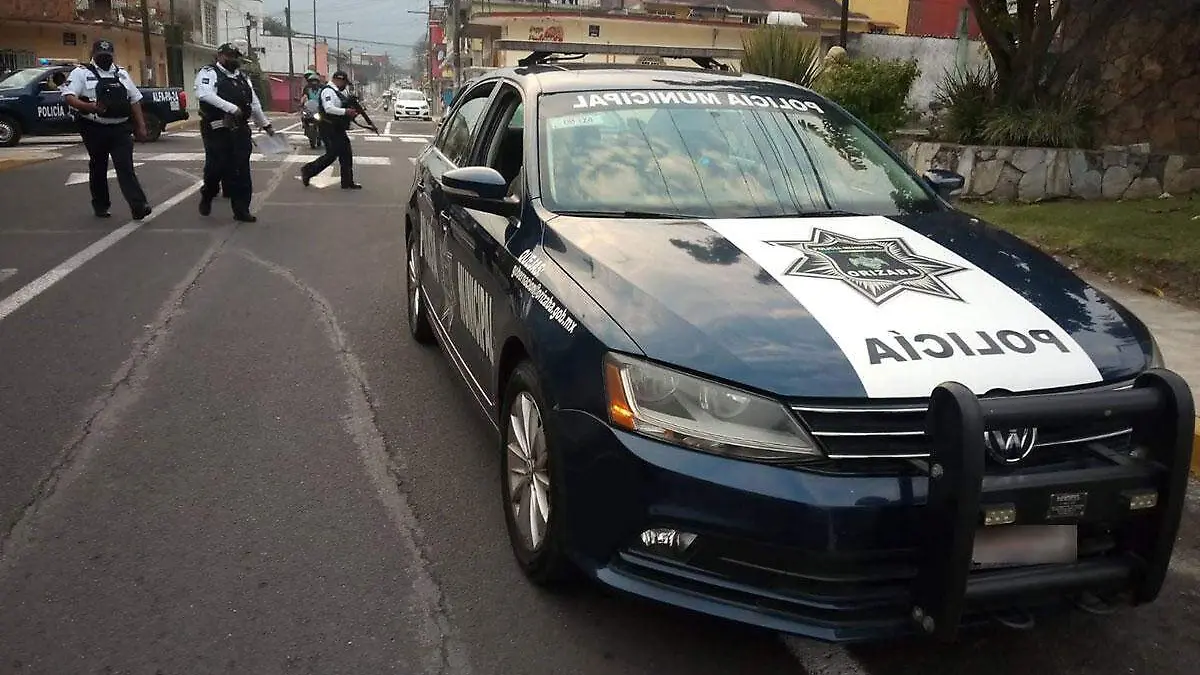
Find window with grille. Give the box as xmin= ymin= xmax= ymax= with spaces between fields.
xmin=203 ymin=1 xmax=218 ymax=46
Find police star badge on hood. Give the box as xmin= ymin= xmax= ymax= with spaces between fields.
xmin=767 ymin=228 xmax=968 ymax=305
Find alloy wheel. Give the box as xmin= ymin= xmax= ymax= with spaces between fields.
xmin=507 ymin=391 xmax=550 ymax=551
xmin=408 ymin=240 xmax=421 ymax=325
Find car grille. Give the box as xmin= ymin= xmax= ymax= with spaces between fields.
xmin=792 ymin=380 xmax=1135 ymax=467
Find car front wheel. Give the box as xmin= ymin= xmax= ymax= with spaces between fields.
xmin=500 ymin=361 xmax=575 ymax=586
xmin=407 ymin=226 xmax=435 ymax=344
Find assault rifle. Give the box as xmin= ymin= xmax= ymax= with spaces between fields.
xmin=344 ymin=94 xmax=380 ymax=135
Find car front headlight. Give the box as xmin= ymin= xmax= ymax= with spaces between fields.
xmin=603 ymin=352 xmax=823 ymax=463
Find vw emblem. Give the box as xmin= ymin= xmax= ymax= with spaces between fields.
xmin=984 ymin=427 xmax=1038 ymax=464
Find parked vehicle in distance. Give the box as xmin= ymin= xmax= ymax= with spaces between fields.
xmin=0 ymin=63 xmax=189 ymax=146
xmin=393 ymin=88 xmax=431 ymax=121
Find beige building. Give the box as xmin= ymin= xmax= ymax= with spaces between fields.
xmin=458 ymin=0 xmax=889 ymax=77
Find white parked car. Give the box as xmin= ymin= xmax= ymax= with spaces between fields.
xmin=393 ymin=89 xmax=431 ymax=121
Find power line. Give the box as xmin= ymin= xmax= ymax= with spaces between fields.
xmin=290 ymin=31 xmax=416 ymax=49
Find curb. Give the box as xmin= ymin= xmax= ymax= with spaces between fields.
xmin=165 ymin=117 xmax=202 ymax=132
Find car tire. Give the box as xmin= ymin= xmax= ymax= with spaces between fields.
xmin=500 ymin=361 xmax=576 ymax=587
xmin=407 ymin=224 xmax=435 ymax=345
xmin=0 ymin=114 xmax=21 ymax=147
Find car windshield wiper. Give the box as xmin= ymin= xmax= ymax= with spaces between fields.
xmin=745 ymin=209 xmax=865 ymax=218
xmin=552 ymin=209 xmax=698 ymax=220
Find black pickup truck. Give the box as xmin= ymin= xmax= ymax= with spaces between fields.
xmin=0 ymin=63 xmax=189 ymax=147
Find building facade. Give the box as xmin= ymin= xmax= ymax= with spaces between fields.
xmin=456 ymin=0 xmax=886 ymax=77
xmin=0 ymin=0 xmax=170 ymax=83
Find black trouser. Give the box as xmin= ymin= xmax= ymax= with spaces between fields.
xmin=78 ymin=119 xmax=147 ymax=215
xmin=200 ymin=123 xmax=253 ymax=215
xmin=303 ymin=123 xmax=354 ymax=186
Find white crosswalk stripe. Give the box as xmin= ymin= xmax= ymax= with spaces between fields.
xmin=66 ymin=151 xmax=394 ymax=165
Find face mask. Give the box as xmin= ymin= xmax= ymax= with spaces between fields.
xmin=221 ymin=59 xmax=240 ymax=71
xmin=94 ymin=55 xmax=113 ymax=70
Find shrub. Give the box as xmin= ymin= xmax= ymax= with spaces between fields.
xmin=933 ymin=64 xmax=996 ymax=145
xmin=981 ymin=89 xmax=1096 ymax=148
xmin=739 ymin=26 xmax=824 ymax=88
xmin=814 ymin=57 xmax=920 ymax=141
xmin=933 ymin=66 xmax=1095 ymax=148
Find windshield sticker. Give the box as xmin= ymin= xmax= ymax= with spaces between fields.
xmin=766 ymin=228 xmax=967 ymax=305
xmin=865 ymin=329 xmax=1071 ymax=365
xmin=700 ymin=215 xmax=1103 ymax=398
xmin=511 ymin=263 xmax=577 ymax=334
xmin=568 ymin=90 xmax=824 ymax=114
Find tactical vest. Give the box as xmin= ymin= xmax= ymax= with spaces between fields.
xmin=83 ymin=65 xmax=131 ymax=120
xmin=199 ymin=66 xmax=253 ymax=123
xmin=318 ymin=85 xmax=351 ymax=130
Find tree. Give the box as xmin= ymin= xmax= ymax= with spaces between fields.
xmin=262 ymin=16 xmax=295 ymax=37
xmin=966 ymin=0 xmax=1146 ymax=108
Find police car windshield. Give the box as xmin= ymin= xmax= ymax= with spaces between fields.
xmin=0 ymin=68 xmax=49 ymax=89
xmin=538 ymin=90 xmax=938 ymax=219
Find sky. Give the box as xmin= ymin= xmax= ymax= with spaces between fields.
xmin=260 ymin=0 xmax=432 ymax=66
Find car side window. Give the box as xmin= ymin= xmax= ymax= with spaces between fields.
xmin=435 ymin=83 xmax=495 ymax=167
xmin=477 ymin=86 xmax=525 ymax=197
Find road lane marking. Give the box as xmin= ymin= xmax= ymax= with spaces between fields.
xmin=303 ymin=165 xmax=342 ymax=189
xmin=384 ymin=121 xmax=393 ymax=135
xmin=69 ymin=152 xmax=393 ymax=165
xmin=0 ymin=269 xmax=16 ymax=284
xmin=364 ymin=136 xmax=392 ymax=142
xmin=0 ymin=181 xmax=203 ymax=323
xmin=64 ymin=163 xmax=145 ymax=186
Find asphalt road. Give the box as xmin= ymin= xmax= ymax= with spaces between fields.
xmin=1 ymin=119 xmax=1198 ymax=675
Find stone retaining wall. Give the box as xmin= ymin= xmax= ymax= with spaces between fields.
xmin=897 ymin=141 xmax=1200 ymax=202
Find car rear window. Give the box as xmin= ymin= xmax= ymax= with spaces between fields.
xmin=536 ymin=89 xmax=936 ymax=219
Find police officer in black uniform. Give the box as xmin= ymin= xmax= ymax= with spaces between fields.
xmin=300 ymin=70 xmax=362 ymax=190
xmin=62 ymin=39 xmax=151 ymax=220
xmin=194 ymin=43 xmax=274 ymax=222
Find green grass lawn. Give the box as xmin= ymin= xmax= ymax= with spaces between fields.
xmin=965 ymin=197 xmax=1200 ymax=304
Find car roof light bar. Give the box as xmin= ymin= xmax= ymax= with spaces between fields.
xmin=498 ymin=40 xmax=742 ymax=71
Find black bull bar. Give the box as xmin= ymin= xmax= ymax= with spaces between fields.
xmin=912 ymin=368 xmax=1194 ymax=640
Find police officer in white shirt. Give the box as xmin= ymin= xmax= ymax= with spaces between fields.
xmin=195 ymin=42 xmax=274 ymax=222
xmin=300 ymin=70 xmax=362 ymax=190
xmin=62 ymin=39 xmax=151 ymax=220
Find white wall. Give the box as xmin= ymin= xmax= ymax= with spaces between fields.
xmin=848 ymin=32 xmax=992 ymax=113
xmin=258 ymin=35 xmax=318 ymax=74
xmin=214 ymin=0 xmax=265 ymax=49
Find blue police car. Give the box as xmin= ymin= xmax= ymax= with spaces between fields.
xmin=404 ymin=41 xmax=1195 ymax=643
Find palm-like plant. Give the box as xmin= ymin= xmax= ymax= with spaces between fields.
xmin=739 ymin=26 xmax=824 ymax=88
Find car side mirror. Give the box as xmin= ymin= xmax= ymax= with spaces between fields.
xmin=442 ymin=166 xmax=519 ymax=217
xmin=924 ymin=168 xmax=965 ymax=199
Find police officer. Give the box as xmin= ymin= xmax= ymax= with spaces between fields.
xmin=62 ymin=39 xmax=151 ymax=220
xmin=300 ymin=70 xmax=362 ymax=190
xmin=195 ymin=43 xmax=274 ymax=222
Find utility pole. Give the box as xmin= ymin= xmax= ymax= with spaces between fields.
xmin=313 ymin=0 xmax=318 ymax=71
xmin=451 ymin=0 xmax=461 ymax=89
xmin=245 ymin=12 xmax=254 ymax=52
xmin=286 ymin=1 xmax=296 ymax=103
xmin=839 ymin=0 xmax=849 ymax=48
xmin=336 ymin=21 xmax=353 ymax=72
xmin=139 ymin=0 xmax=154 ymax=85
xmin=165 ymin=0 xmax=184 ymax=87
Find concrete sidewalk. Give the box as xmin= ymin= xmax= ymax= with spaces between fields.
xmin=1085 ymin=274 xmax=1200 ymax=474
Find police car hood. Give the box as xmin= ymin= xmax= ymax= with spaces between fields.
xmin=543 ymin=211 xmax=1155 ymax=399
